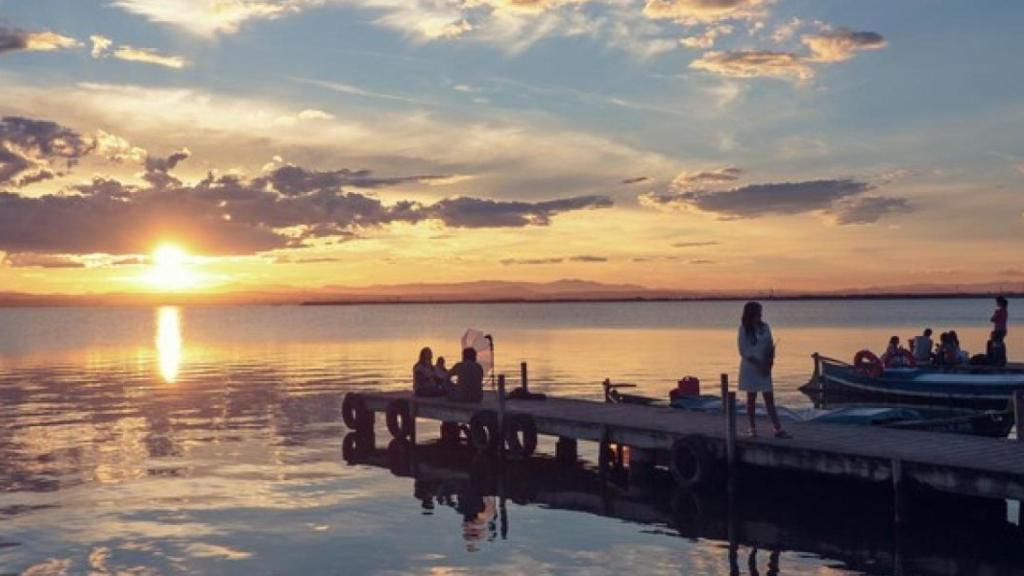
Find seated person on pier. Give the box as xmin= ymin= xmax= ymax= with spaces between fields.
xmin=434 ymin=356 xmax=451 ymax=388
xmin=446 ymin=347 xmax=484 ymax=403
xmin=413 ymin=347 xmax=446 ymax=397
xmin=911 ymin=328 xmax=933 ymax=365
xmin=881 ymin=336 xmax=909 ymax=367
xmin=987 ymin=332 xmax=1008 ymax=367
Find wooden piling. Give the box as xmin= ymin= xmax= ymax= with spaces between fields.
xmin=892 ymin=459 xmax=905 ymax=524
xmin=556 ymin=437 xmax=578 ymax=464
xmin=720 ymin=373 xmax=729 ymax=412
xmin=497 ymin=374 xmax=507 ymax=449
xmin=521 ymin=362 xmax=529 ymax=392
xmin=726 ymin=390 xmax=737 ymax=472
xmin=1015 ymin=390 xmax=1024 ymax=442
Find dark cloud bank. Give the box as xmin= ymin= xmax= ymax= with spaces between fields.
xmin=642 ymin=178 xmax=910 ymax=224
xmin=0 ymin=115 xmax=613 ymax=260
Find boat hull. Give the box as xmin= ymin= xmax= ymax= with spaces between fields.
xmin=808 ymin=354 xmax=1024 ymax=411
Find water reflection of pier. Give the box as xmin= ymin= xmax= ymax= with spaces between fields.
xmin=343 ymin=434 xmax=1024 ymax=576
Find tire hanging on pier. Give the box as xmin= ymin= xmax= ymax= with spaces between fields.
xmin=669 ymin=435 xmax=715 ymax=489
xmin=503 ymin=413 xmax=538 ymax=458
xmin=342 ymin=393 xmax=372 ymax=432
xmin=385 ymin=399 xmax=413 ymax=440
xmin=342 ymin=432 xmax=374 ymax=463
xmin=469 ymin=410 xmax=500 ymax=453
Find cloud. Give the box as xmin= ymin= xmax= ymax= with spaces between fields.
xmin=829 ymin=196 xmax=910 ymax=225
xmin=500 ymin=257 xmax=564 ymax=265
xmin=622 ymin=176 xmax=650 ymax=185
xmin=690 ymin=28 xmax=885 ymax=80
xmin=297 ymin=109 xmax=334 ymax=120
xmin=643 ymin=0 xmax=767 ymax=25
xmin=802 ymin=28 xmax=886 ymax=63
xmin=274 ymin=255 xmax=343 ymax=264
xmin=2 ymin=252 xmax=85 ymax=268
xmin=89 ymin=35 xmax=189 ymax=68
xmin=0 ymin=116 xmax=95 ymax=187
xmin=1014 ymin=163 xmax=1024 ymax=176
xmin=110 ymin=0 xmax=310 ymax=37
xmin=95 ymin=130 xmax=148 ymax=163
xmin=1000 ymin=268 xmax=1024 ymax=278
xmin=690 ymin=49 xmax=814 ymax=80
xmin=0 ymin=116 xmax=614 ymax=256
xmin=671 ymin=166 xmax=742 ymax=188
xmin=0 ymin=26 xmax=80 ymax=54
xmin=640 ymin=178 xmax=878 ymax=220
xmin=569 ymin=255 xmax=607 ymax=262
xmin=425 ymin=195 xmax=612 ymax=228
xmin=689 ymin=258 xmax=715 ymax=264
xmin=680 ymin=24 xmax=733 ymax=49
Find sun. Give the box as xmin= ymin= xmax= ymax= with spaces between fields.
xmin=147 ymin=243 xmax=198 ymax=289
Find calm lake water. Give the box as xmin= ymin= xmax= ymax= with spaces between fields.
xmin=0 ymin=299 xmax=1021 ymax=575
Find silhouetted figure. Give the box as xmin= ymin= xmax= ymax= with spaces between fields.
xmin=434 ymin=356 xmax=451 ymax=388
xmin=413 ymin=347 xmax=445 ymax=397
xmin=912 ymin=328 xmax=934 ymax=364
xmin=446 ymin=347 xmax=484 ymax=403
xmin=992 ymin=296 xmax=1009 ymax=341
xmin=987 ymin=331 xmax=1008 ymax=367
xmin=738 ymin=301 xmax=789 ymax=438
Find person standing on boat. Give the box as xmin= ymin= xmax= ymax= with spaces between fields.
xmin=992 ymin=296 xmax=1009 ymax=341
xmin=912 ymin=328 xmax=933 ymax=365
xmin=737 ymin=301 xmax=790 ymax=438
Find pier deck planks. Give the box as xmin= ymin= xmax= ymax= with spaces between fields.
xmin=356 ymin=390 xmax=1024 ymax=500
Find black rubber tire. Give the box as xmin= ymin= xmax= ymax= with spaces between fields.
xmin=385 ymin=400 xmax=413 ymax=439
xmin=469 ymin=410 xmax=500 ymax=453
xmin=387 ymin=439 xmax=413 ymax=477
xmin=503 ymin=413 xmax=538 ymax=458
xmin=342 ymin=431 xmax=373 ymax=463
xmin=669 ymin=435 xmax=715 ymax=489
xmin=342 ymin=393 xmax=372 ymax=432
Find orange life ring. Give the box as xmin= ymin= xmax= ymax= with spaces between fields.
xmin=853 ymin=350 xmax=884 ymax=378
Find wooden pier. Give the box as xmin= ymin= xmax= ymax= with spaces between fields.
xmin=343 ymin=378 xmax=1024 ymax=502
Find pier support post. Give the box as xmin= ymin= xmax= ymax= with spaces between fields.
xmin=726 ymin=391 xmax=737 ymax=473
xmin=521 ymin=362 xmax=529 ymax=391
xmin=720 ymin=373 xmax=729 ymax=412
xmin=1014 ymin=391 xmax=1024 ymax=442
xmin=891 ymin=459 xmax=906 ymax=525
xmin=497 ymin=374 xmax=507 ymax=453
xmin=556 ymin=437 xmax=578 ymax=464
xmin=628 ymin=447 xmax=656 ymax=485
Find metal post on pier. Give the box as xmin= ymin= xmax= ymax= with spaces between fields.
xmin=497 ymin=374 xmax=507 ymax=445
xmin=1014 ymin=390 xmax=1024 ymax=442
xmin=726 ymin=390 xmax=737 ymax=473
xmin=521 ymin=362 xmax=529 ymax=392
xmin=720 ymin=373 xmax=729 ymax=412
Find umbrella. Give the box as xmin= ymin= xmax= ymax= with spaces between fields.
xmin=461 ymin=328 xmax=494 ymax=376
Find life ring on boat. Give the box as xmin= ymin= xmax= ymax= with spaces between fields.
xmin=853 ymin=350 xmax=884 ymax=378
xmin=469 ymin=410 xmax=500 ymax=453
xmin=342 ymin=393 xmax=372 ymax=432
xmin=385 ymin=399 xmax=413 ymax=439
xmin=669 ymin=435 xmax=716 ymax=489
xmin=503 ymin=413 xmax=538 ymax=459
xmin=883 ymin=349 xmax=917 ymax=369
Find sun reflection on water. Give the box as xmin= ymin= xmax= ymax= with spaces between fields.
xmin=155 ymin=306 xmax=183 ymax=383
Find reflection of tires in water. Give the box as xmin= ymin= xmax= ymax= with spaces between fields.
xmin=385 ymin=400 xmax=413 ymax=440
xmin=342 ymin=432 xmax=374 ymax=463
xmin=440 ymin=421 xmax=464 ymax=446
xmin=670 ymin=488 xmax=706 ymax=536
xmin=469 ymin=411 xmax=500 ymax=453
xmin=503 ymin=413 xmax=538 ymax=459
xmin=342 ymin=393 xmax=372 ymax=433
xmin=387 ymin=439 xmax=413 ymax=477
xmin=669 ymin=435 xmax=716 ymax=489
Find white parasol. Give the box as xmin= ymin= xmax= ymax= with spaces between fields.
xmin=461 ymin=328 xmax=494 ymax=376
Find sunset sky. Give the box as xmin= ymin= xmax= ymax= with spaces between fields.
xmin=1 ymin=0 xmax=1022 ymax=296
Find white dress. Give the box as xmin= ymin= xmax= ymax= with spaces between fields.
xmin=738 ymin=323 xmax=773 ymax=393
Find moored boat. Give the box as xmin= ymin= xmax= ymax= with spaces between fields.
xmin=803 ymin=353 xmax=1024 ymax=411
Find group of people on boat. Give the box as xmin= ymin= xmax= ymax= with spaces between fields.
xmin=885 ymin=297 xmax=1010 ymax=368
xmin=413 ymin=346 xmax=484 ymax=402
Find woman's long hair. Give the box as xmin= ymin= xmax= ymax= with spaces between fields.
xmin=741 ymin=301 xmax=763 ymax=345
xmin=418 ymin=347 xmax=433 ymax=366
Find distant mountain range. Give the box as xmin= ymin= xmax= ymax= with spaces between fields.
xmin=0 ymin=278 xmax=1020 ymax=307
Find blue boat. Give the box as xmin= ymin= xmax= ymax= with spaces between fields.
xmin=804 ymin=353 xmax=1024 ymax=411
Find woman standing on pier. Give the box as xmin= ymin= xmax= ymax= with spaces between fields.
xmin=738 ymin=301 xmax=790 ymax=438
